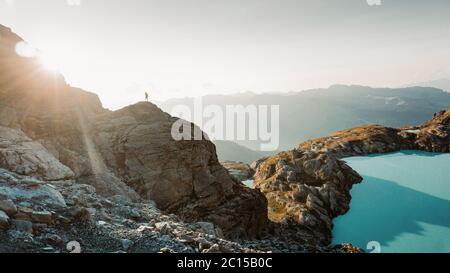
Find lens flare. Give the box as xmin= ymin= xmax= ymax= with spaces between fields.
xmin=15 ymin=41 xmax=37 ymax=58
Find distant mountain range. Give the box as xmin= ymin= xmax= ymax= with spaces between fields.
xmin=402 ymin=78 xmax=450 ymax=92
xmin=160 ymin=85 xmax=450 ymax=161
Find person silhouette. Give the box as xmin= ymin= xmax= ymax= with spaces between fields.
xmin=145 ymin=92 xmax=149 ymax=102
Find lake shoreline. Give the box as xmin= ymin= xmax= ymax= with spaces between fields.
xmin=333 ymin=151 xmax=450 ymax=253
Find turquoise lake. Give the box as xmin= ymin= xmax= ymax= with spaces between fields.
xmin=332 ymin=151 xmax=450 ymax=253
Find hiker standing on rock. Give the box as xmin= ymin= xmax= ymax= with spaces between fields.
xmin=145 ymin=92 xmax=149 ymax=102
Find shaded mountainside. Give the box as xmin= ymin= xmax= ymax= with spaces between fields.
xmin=252 ymin=110 xmax=449 ymax=245
xmin=0 ymin=24 xmax=268 ymax=240
xmin=161 ymin=85 xmax=450 ymax=154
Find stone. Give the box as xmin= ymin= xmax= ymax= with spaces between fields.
xmin=31 ymin=211 xmax=53 ymax=224
xmin=0 ymin=210 xmax=10 ymax=229
xmin=196 ymin=222 xmax=217 ymax=237
xmin=33 ymin=223 xmax=48 ymax=233
xmin=12 ymin=219 xmax=33 ymax=233
xmin=203 ymin=244 xmax=221 ymax=253
xmin=178 ymin=234 xmax=195 ymax=244
xmin=0 ymin=176 xmax=67 ymax=209
xmin=121 ymin=239 xmax=133 ymax=251
xmin=45 ymin=234 xmax=63 ymax=245
xmin=137 ymin=225 xmax=152 ymax=233
xmin=0 ymin=193 xmax=7 ymax=201
xmin=159 ymin=247 xmax=175 ymax=253
xmin=129 ymin=208 xmax=141 ymax=220
xmin=155 ymin=222 xmax=171 ymax=234
xmin=70 ymin=207 xmax=92 ymax=223
xmin=0 ymin=199 xmax=17 ymax=216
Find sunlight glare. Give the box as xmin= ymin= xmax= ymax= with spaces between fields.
xmin=38 ymin=53 xmax=60 ymax=72
xmin=15 ymin=41 xmax=37 ymax=58
xmin=15 ymin=41 xmax=60 ymax=73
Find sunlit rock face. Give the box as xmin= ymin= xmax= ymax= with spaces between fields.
xmin=414 ymin=110 xmax=450 ymax=152
xmin=299 ymin=110 xmax=450 ymax=156
xmin=254 ymin=150 xmax=362 ymax=245
xmin=0 ymin=126 xmax=74 ymax=181
xmin=0 ymin=24 xmax=269 ymax=237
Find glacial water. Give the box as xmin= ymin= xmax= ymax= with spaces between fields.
xmin=242 ymin=179 xmax=255 ymax=188
xmin=332 ymin=151 xmax=450 ymax=253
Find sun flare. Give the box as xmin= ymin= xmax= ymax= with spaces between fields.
xmin=15 ymin=41 xmax=60 ymax=73
xmin=37 ymin=53 xmax=60 ymax=72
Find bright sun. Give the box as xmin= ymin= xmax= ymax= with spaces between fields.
xmin=38 ymin=53 xmax=60 ymax=72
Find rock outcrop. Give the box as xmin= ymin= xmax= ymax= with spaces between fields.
xmin=414 ymin=110 xmax=450 ymax=152
xmin=0 ymin=24 xmax=268 ymax=238
xmin=254 ymin=150 xmax=362 ymax=245
xmin=300 ymin=110 xmax=450 ymax=156
xmin=221 ymin=161 xmax=254 ymax=181
xmin=254 ymin=109 xmax=450 ymax=245
xmin=91 ymin=102 xmax=268 ymax=237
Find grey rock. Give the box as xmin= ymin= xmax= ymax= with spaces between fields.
xmin=12 ymin=219 xmax=33 ymax=233
xmin=0 ymin=127 xmax=75 ymax=181
xmin=121 ymin=239 xmax=133 ymax=251
xmin=0 ymin=199 xmax=17 ymax=216
xmin=0 ymin=210 xmax=10 ymax=229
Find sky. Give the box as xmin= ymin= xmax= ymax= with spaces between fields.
xmin=1 ymin=0 xmax=450 ymax=109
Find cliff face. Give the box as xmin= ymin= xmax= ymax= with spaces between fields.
xmin=253 ymin=110 xmax=449 ymax=245
xmin=0 ymin=24 xmax=268 ymax=238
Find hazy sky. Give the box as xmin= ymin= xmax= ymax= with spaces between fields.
xmin=1 ymin=0 xmax=450 ymax=109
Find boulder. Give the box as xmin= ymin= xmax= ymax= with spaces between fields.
xmin=0 ymin=199 xmax=17 ymax=216
xmin=0 ymin=210 xmax=9 ymax=229
xmin=11 ymin=219 xmax=33 ymax=233
xmin=0 ymin=127 xmax=74 ymax=181
xmin=0 ymin=169 xmax=66 ymax=209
